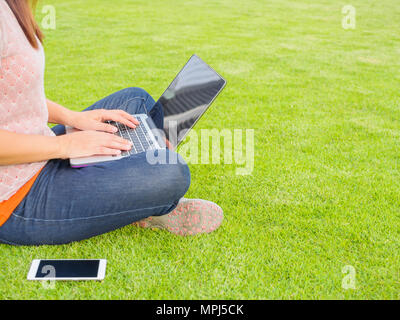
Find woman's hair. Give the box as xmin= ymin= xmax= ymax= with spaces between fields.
xmin=5 ymin=0 xmax=43 ymax=49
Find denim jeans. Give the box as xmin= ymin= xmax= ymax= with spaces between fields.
xmin=0 ymin=88 xmax=191 ymax=246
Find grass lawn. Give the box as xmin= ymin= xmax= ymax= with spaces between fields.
xmin=1 ymin=0 xmax=400 ymax=299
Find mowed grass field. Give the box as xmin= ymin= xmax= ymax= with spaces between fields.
xmin=1 ymin=0 xmax=399 ymax=299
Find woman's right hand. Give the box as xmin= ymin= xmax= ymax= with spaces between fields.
xmin=58 ymin=130 xmax=133 ymax=159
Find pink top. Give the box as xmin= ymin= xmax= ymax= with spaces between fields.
xmin=0 ymin=0 xmax=54 ymax=202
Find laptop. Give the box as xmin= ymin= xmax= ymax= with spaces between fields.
xmin=67 ymin=54 xmax=226 ymax=167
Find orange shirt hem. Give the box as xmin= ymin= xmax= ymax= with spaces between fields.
xmin=0 ymin=169 xmax=42 ymax=227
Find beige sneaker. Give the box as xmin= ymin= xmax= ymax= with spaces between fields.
xmin=134 ymin=198 xmax=223 ymax=236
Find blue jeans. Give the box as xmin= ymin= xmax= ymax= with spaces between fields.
xmin=0 ymin=88 xmax=191 ymax=246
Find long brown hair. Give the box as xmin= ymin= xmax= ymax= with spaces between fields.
xmin=5 ymin=0 xmax=43 ymax=49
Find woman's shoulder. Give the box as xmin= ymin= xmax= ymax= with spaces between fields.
xmin=0 ymin=1 xmax=26 ymax=59
xmin=0 ymin=0 xmax=11 ymax=17
xmin=0 ymin=1 xmax=16 ymax=26
xmin=0 ymin=1 xmax=19 ymax=31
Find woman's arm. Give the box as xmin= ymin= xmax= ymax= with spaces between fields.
xmin=0 ymin=101 xmax=139 ymax=166
xmin=46 ymin=99 xmax=139 ymax=132
xmin=0 ymin=129 xmax=133 ymax=166
xmin=0 ymin=130 xmax=62 ymax=165
xmin=46 ymin=99 xmax=76 ymax=127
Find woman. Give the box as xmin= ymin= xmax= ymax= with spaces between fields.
xmin=0 ymin=0 xmax=223 ymax=245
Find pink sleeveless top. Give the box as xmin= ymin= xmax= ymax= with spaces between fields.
xmin=0 ymin=0 xmax=54 ymax=202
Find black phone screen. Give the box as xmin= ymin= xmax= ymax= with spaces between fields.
xmin=35 ymin=260 xmax=100 ymax=278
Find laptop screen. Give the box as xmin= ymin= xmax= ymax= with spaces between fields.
xmin=157 ymin=55 xmax=226 ymax=147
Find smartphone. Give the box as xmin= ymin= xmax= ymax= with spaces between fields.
xmin=27 ymin=259 xmax=107 ymax=281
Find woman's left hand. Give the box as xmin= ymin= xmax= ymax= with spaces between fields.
xmin=69 ymin=109 xmax=139 ymax=133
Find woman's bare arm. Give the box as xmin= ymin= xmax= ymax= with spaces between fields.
xmin=46 ymin=99 xmax=138 ymax=132
xmin=0 ymin=100 xmax=136 ymax=166
xmin=0 ymin=130 xmax=62 ymax=165
xmin=0 ymin=100 xmax=74 ymax=165
xmin=47 ymin=99 xmax=77 ymax=126
xmin=0 ymin=129 xmax=133 ymax=166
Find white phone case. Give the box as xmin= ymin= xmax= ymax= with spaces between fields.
xmin=27 ymin=259 xmax=107 ymax=281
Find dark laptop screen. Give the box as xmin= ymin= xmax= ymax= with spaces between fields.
xmin=157 ymin=55 xmax=226 ymax=147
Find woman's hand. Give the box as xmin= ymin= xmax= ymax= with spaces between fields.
xmin=68 ymin=109 xmax=139 ymax=133
xmin=58 ymin=130 xmax=133 ymax=159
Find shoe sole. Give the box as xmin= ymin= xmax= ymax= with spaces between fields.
xmin=137 ymin=199 xmax=224 ymax=236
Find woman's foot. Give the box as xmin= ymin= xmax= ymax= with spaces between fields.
xmin=134 ymin=199 xmax=223 ymax=236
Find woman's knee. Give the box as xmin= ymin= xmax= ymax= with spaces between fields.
xmin=172 ymin=153 xmax=191 ymax=199
xmin=150 ymin=150 xmax=191 ymax=202
xmin=121 ymin=87 xmax=153 ymax=101
xmin=121 ymin=150 xmax=190 ymax=205
xmin=119 ymin=87 xmax=156 ymax=114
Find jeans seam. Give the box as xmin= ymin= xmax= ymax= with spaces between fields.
xmin=0 ymin=237 xmax=20 ymax=246
xmin=143 ymin=94 xmax=150 ymax=114
xmin=11 ymin=203 xmax=172 ymax=222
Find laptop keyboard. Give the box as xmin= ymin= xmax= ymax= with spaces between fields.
xmin=106 ymin=117 xmax=158 ymax=156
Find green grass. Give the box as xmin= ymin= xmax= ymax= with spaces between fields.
xmin=1 ymin=0 xmax=400 ymax=299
